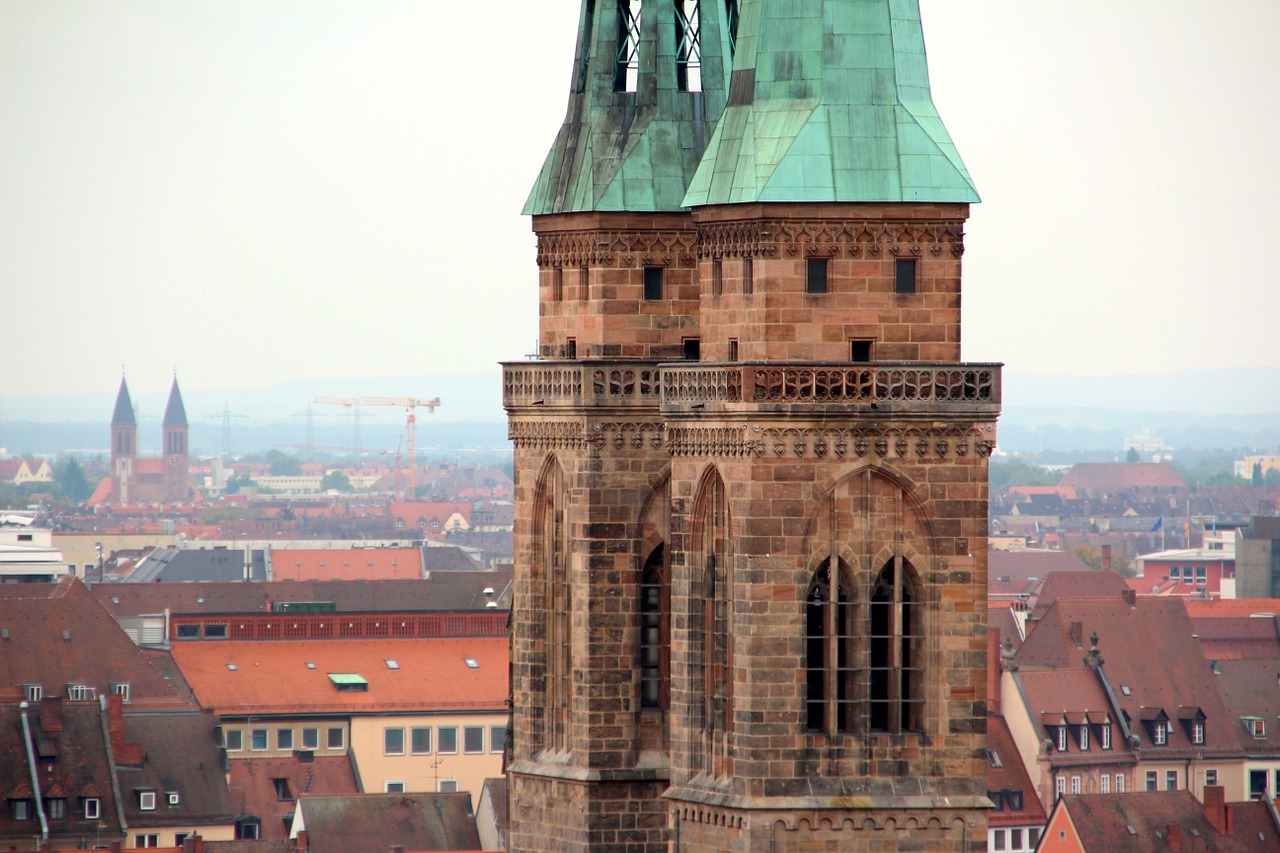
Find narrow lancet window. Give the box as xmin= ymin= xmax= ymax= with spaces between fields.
xmin=870 ymin=558 xmax=923 ymax=734
xmin=675 ymin=1 xmax=702 ymax=92
xmin=639 ymin=545 xmax=669 ymax=709
xmin=805 ymin=560 xmax=857 ymax=735
xmin=615 ymin=0 xmax=642 ymax=92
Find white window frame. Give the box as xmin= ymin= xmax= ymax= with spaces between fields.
xmin=1193 ymin=721 xmax=1204 ymax=745
xmin=1057 ymin=727 xmax=1067 ymax=751
xmin=992 ymin=828 xmax=1006 ymax=852
xmin=139 ymin=791 xmax=156 ymax=811
xmin=437 ymin=778 xmax=459 ymax=793
xmin=1206 ymin=769 xmax=1218 ymax=787
xmin=1153 ymin=723 xmax=1167 ymax=745
xmin=250 ymin=729 xmax=268 ymax=751
xmin=384 ymin=727 xmax=406 ymax=756
xmin=410 ymin=726 xmax=432 ymax=755
xmin=224 ymin=729 xmax=243 ymax=751
xmin=24 ymin=684 xmax=42 ymax=702
xmin=1079 ymin=725 xmax=1089 ymax=751
xmin=112 ymin=682 xmax=130 ymax=703
xmin=437 ymin=726 xmax=458 ymax=754
xmin=384 ymin=781 xmax=405 ymax=794
xmin=327 ymin=726 xmax=346 ymax=750
xmin=1116 ymin=774 xmax=1125 ymax=793
xmin=1166 ymin=770 xmax=1178 ymax=791
xmin=463 ymin=725 xmax=485 ymax=754
xmin=134 ymin=834 xmax=159 ymax=848
xmin=301 ymin=727 xmax=319 ymax=750
xmin=1055 ymin=777 xmax=1065 ymax=799
xmin=84 ymin=798 xmax=100 ymax=819
xmin=168 ymin=792 xmax=180 ymax=806
xmin=277 ymin=728 xmax=294 ymax=751
xmin=1101 ymin=725 xmax=1111 ymax=750
xmin=1100 ymin=774 xmax=1110 ymax=794
xmin=490 ymin=724 xmax=506 ymax=753
xmin=1070 ymin=775 xmax=1081 ymax=795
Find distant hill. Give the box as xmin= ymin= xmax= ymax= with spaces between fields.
xmin=2 ymin=367 xmax=1277 ymax=456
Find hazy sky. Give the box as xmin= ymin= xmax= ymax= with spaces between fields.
xmin=3 ymin=0 xmax=1278 ymax=401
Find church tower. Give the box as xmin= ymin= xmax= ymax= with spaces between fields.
xmin=505 ymin=2 xmax=1000 ymax=851
xmin=110 ymin=376 xmax=137 ymax=505
xmin=161 ymin=376 xmax=190 ymax=503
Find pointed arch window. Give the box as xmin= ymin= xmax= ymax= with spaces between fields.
xmin=805 ymin=559 xmax=858 ymax=735
xmin=869 ymin=557 xmax=923 ymax=733
xmin=675 ymin=1 xmax=702 ymax=92
xmin=533 ymin=460 xmax=570 ymax=753
xmin=691 ymin=470 xmax=730 ymax=773
xmin=614 ymin=0 xmax=642 ymax=92
xmin=639 ymin=544 xmax=669 ymax=709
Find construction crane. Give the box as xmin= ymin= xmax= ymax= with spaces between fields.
xmin=313 ymin=396 xmax=440 ymax=500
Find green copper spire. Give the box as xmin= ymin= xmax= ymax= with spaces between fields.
xmin=524 ymin=1 xmax=734 ymax=214
xmin=683 ymin=0 xmax=978 ymax=206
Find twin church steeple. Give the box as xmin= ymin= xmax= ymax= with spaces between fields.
xmin=108 ymin=374 xmax=190 ymax=505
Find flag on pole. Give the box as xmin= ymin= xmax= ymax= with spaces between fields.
xmin=1150 ymin=517 xmax=1163 ymax=532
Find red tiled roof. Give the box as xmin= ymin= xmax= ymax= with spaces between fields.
xmin=230 ymin=755 xmax=358 ymax=840
xmin=1058 ymin=462 xmax=1187 ymax=491
xmin=271 ymin=548 xmax=424 ymax=582
xmin=1027 ymin=570 xmax=1132 ymax=622
xmin=296 ymin=792 xmax=481 ymax=853
xmin=987 ymin=715 xmax=1047 ymax=826
xmin=1186 ymin=599 xmax=1280 ymax=618
xmin=171 ymin=637 xmax=508 ymax=716
xmin=1191 ymin=617 xmax=1280 ymax=661
xmin=0 ymin=578 xmax=192 ymax=709
xmin=989 ymin=550 xmax=1093 ymax=598
xmin=1050 ymin=791 xmax=1271 ymax=853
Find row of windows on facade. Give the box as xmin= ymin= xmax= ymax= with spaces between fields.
xmin=23 ymin=682 xmax=130 ymax=703
xmin=223 ymin=725 xmax=346 ymax=752
xmin=991 ymin=826 xmax=1041 ymax=853
xmin=9 ymin=789 xmax=176 ymax=822
xmin=1167 ymin=565 xmax=1209 ymax=583
xmin=584 ymin=1 xmax=722 ymax=94
xmin=382 ymin=724 xmax=506 ymax=756
xmin=547 ymin=258 xmax=921 ymax=302
xmin=1049 ymin=768 xmax=1280 ymax=800
xmin=1052 ymin=716 xmax=1209 ymax=752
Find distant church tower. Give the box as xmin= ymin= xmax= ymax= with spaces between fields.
xmin=161 ymin=376 xmax=190 ymax=502
xmin=110 ymin=376 xmax=138 ymax=506
xmin=505 ymin=2 xmax=1000 ymax=851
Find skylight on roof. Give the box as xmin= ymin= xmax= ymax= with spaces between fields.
xmin=464 ymin=658 xmax=479 ymax=669
xmin=385 ymin=659 xmax=400 ymax=670
xmin=1121 ymin=685 xmax=1132 ymax=696
xmin=227 ymin=663 xmax=238 ymax=671
xmin=306 ymin=662 xmax=317 ymax=670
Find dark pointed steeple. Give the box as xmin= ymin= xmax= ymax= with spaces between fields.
xmin=111 ymin=376 xmax=136 ymax=427
xmin=162 ymin=377 xmax=188 ymax=429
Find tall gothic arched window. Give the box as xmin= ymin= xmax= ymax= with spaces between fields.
xmin=674 ymin=1 xmax=702 ymax=92
xmin=869 ymin=557 xmax=922 ymax=734
xmin=804 ymin=559 xmax=857 ymax=735
xmin=690 ymin=469 xmax=730 ymax=773
xmin=614 ymin=0 xmax=642 ymax=92
xmin=534 ymin=459 xmax=570 ymax=752
xmin=639 ymin=544 xmax=669 ymax=709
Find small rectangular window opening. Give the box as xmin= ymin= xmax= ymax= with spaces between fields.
xmin=683 ymin=338 xmax=700 ymax=360
xmin=614 ymin=0 xmax=641 ymax=92
xmin=711 ymin=258 xmax=722 ymax=296
xmin=742 ymin=256 xmax=753 ymax=294
xmin=579 ymin=265 xmax=590 ymax=300
xmin=895 ymin=258 xmax=917 ymax=294
xmin=728 ymin=339 xmax=738 ymax=362
xmin=552 ymin=267 xmax=564 ymax=302
xmin=806 ymin=258 xmax=828 ymax=294
xmin=643 ymin=266 xmax=664 ymax=301
xmin=849 ymin=340 xmax=872 ymax=362
xmin=564 ymin=338 xmax=577 ymax=359
xmin=675 ymin=1 xmax=702 ymax=92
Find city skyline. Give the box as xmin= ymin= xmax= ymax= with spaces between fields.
xmin=3 ymin=0 xmax=1278 ymax=399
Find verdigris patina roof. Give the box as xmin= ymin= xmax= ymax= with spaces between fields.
xmin=683 ymin=0 xmax=978 ymax=206
xmin=524 ymin=0 xmax=734 ymax=214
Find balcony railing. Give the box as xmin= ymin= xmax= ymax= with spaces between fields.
xmin=504 ymin=361 xmax=1001 ymax=413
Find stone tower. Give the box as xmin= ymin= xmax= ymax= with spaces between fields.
xmin=110 ymin=376 xmax=137 ymax=506
xmin=505 ymin=2 xmax=1000 ymax=851
xmin=161 ymin=376 xmax=190 ymax=502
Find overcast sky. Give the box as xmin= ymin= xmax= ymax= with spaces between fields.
xmin=2 ymin=0 xmax=1278 ymax=401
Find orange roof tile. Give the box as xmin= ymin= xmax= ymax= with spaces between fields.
xmin=271 ymin=548 xmax=423 ymax=582
xmin=170 ymin=637 xmax=508 ymax=716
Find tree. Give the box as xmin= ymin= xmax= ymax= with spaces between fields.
xmin=1254 ymin=463 xmax=1265 ymax=487
xmin=1126 ymin=447 xmax=1141 ymax=463
xmin=54 ymin=456 xmax=92 ymax=503
xmin=1071 ymin=544 xmax=1135 ymax=578
xmin=320 ymin=471 xmax=353 ymax=492
xmin=266 ymin=450 xmax=302 ymax=476
xmin=223 ymin=474 xmax=253 ymax=495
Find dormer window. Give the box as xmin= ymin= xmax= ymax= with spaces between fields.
xmin=83 ymin=798 xmax=100 ymax=819
xmin=138 ymin=790 xmax=156 ymax=811
xmin=1079 ymin=725 xmax=1089 ymax=751
xmin=1153 ymin=723 xmax=1167 ymax=745
xmin=1057 ymin=726 xmax=1068 ymax=752
xmin=23 ymin=684 xmax=42 ymax=702
xmin=1192 ymin=721 xmax=1205 ymax=745
xmin=1248 ymin=718 xmax=1266 ymax=738
xmin=1101 ymin=725 xmax=1112 ymax=750
xmin=112 ymin=682 xmax=130 ymax=703
xmin=67 ymin=684 xmax=96 ymax=702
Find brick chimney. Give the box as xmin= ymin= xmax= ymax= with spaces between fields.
xmin=296 ymin=830 xmax=308 ymax=852
xmin=1122 ymin=588 xmax=1136 ymax=608
xmin=1203 ymin=785 xmax=1227 ymax=833
xmin=1069 ymin=621 xmax=1084 ymax=648
xmin=1166 ymin=822 xmax=1182 ymax=852
xmin=1102 ymin=544 xmax=1112 ymax=573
